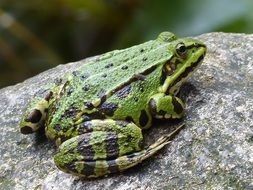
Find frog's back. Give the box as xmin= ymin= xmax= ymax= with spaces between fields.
xmin=47 ymin=37 xmax=174 ymax=132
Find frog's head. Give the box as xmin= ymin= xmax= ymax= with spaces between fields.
xmin=159 ymin=34 xmax=206 ymax=94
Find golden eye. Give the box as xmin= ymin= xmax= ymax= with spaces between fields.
xmin=165 ymin=64 xmax=172 ymax=72
xmin=176 ymin=42 xmax=187 ymax=57
xmin=164 ymin=62 xmax=176 ymax=75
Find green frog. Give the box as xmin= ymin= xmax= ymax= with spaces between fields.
xmin=19 ymin=32 xmax=206 ymax=178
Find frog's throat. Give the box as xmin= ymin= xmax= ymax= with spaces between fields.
xmin=160 ymin=46 xmax=206 ymax=95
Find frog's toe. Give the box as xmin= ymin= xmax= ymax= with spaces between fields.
xmin=20 ymin=125 xmax=35 ymax=134
xmin=54 ymin=130 xmax=176 ymax=178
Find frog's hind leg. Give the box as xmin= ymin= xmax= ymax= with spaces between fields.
xmin=20 ymin=91 xmax=53 ymax=134
xmin=53 ymin=119 xmax=144 ymax=177
xmin=109 ymin=125 xmax=184 ymax=172
xmin=54 ymin=119 xmax=184 ymax=178
xmin=100 ymin=124 xmax=184 ymax=176
xmin=55 ymin=135 xmax=170 ymax=178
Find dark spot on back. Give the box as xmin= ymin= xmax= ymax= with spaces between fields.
xmin=121 ymin=65 xmax=128 ymax=70
xmin=62 ymin=107 xmax=79 ymax=118
xmin=82 ymin=85 xmax=90 ymax=91
xmin=139 ymin=110 xmax=149 ymax=127
xmin=55 ymin=124 xmax=68 ymax=133
xmin=109 ymin=65 xmax=155 ymax=99
xmin=97 ymin=102 xmax=118 ymax=116
xmin=97 ymin=89 xmax=106 ymax=104
xmin=115 ymin=85 xmax=131 ymax=99
xmin=105 ymin=63 xmax=113 ymax=68
xmin=140 ymin=49 xmax=144 ymax=53
xmin=81 ymin=73 xmax=90 ymax=80
xmin=172 ymin=97 xmax=183 ymax=114
xmin=25 ymin=109 xmax=42 ymax=123
xmin=143 ymin=57 xmax=148 ymax=61
xmin=84 ymin=102 xmax=94 ymax=110
xmin=53 ymin=124 xmax=62 ymax=132
xmin=86 ymin=111 xmax=106 ymax=120
xmin=67 ymin=87 xmax=74 ymax=95
xmin=101 ymin=73 xmax=107 ymax=78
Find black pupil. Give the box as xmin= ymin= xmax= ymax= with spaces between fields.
xmin=178 ymin=45 xmax=186 ymax=53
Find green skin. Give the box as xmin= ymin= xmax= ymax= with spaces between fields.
xmin=19 ymin=32 xmax=206 ymax=178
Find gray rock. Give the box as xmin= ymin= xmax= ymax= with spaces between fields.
xmin=0 ymin=33 xmax=253 ymax=190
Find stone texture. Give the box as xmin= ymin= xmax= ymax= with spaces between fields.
xmin=0 ymin=33 xmax=253 ymax=190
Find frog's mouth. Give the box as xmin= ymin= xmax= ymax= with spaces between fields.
xmin=164 ymin=46 xmax=206 ymax=95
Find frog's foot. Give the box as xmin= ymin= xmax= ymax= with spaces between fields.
xmin=149 ymin=93 xmax=185 ymax=119
xmin=20 ymin=91 xmax=53 ymax=134
xmin=54 ymin=119 xmax=184 ymax=178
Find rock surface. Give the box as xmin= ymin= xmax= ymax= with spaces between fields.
xmin=0 ymin=33 xmax=253 ymax=190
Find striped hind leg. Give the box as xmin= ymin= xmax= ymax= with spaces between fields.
xmin=53 ymin=119 xmax=144 ymax=177
xmin=54 ymin=120 xmax=184 ymax=178
xmin=102 ymin=124 xmax=184 ymax=174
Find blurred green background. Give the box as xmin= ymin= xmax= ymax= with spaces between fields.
xmin=0 ymin=0 xmax=252 ymax=88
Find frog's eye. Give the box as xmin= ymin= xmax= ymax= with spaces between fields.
xmin=163 ymin=61 xmax=176 ymax=76
xmin=176 ymin=42 xmax=187 ymax=58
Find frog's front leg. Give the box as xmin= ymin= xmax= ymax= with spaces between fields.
xmin=19 ymin=90 xmax=54 ymax=134
xmin=149 ymin=93 xmax=185 ymax=119
xmin=19 ymin=77 xmax=68 ymax=134
xmin=53 ymin=119 xmax=172 ymax=178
